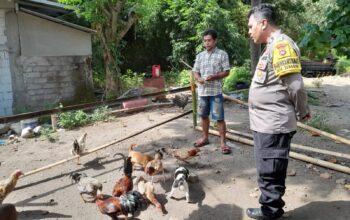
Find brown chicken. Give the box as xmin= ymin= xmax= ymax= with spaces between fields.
xmin=0 ymin=170 xmax=24 ymax=204
xmin=144 ymin=150 xmax=165 ymax=183
xmin=0 ymin=203 xmax=17 ymax=220
xmin=112 ymin=153 xmax=133 ymax=197
xmin=71 ymin=133 xmax=88 ymax=165
xmin=95 ymin=190 xmax=145 ymax=220
xmin=128 ymin=144 xmax=154 ymax=169
xmin=134 ymin=176 xmax=162 ymax=212
xmin=161 ymin=147 xmax=200 ymax=162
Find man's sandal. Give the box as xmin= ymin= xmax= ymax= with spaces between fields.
xmin=194 ymin=139 xmax=209 ymax=148
xmin=221 ymin=145 xmax=231 ymax=154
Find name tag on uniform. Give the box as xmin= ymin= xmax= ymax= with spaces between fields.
xmin=253 ymin=53 xmax=269 ymax=84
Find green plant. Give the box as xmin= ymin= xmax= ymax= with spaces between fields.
xmin=40 ymin=127 xmax=57 ymax=143
xmin=58 ymin=110 xmax=91 ymax=129
xmin=178 ymin=70 xmax=191 ymax=86
xmin=306 ymin=111 xmax=332 ymax=132
xmin=336 ymin=56 xmax=350 ymax=74
xmin=223 ymin=66 xmax=251 ymax=93
xmin=120 ymin=69 xmax=145 ymax=93
xmin=91 ymin=106 xmax=111 ymax=122
xmin=307 ymin=92 xmax=320 ymax=106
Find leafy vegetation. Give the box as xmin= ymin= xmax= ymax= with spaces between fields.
xmin=223 ymin=64 xmax=251 ymax=93
xmin=40 ymin=127 xmax=57 ymax=143
xmin=58 ymin=110 xmax=90 ymax=129
xmin=336 ymin=56 xmax=350 ymax=74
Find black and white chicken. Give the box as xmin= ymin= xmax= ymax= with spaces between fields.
xmin=70 ymin=172 xmax=102 ymax=203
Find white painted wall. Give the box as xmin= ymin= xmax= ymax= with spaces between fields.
xmin=18 ymin=12 xmax=92 ymax=56
xmin=0 ymin=9 xmax=13 ymax=116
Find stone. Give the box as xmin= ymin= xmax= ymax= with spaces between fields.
xmin=320 ymin=172 xmax=332 ymax=179
xmin=287 ymin=169 xmax=297 ymax=176
xmin=0 ymin=123 xmax=10 ymax=134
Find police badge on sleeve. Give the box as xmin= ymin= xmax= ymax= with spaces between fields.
xmin=272 ymin=40 xmax=301 ymax=77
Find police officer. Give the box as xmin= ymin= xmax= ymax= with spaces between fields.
xmin=246 ymin=4 xmax=310 ymax=220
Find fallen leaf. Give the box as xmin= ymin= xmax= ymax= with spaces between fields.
xmin=310 ymin=131 xmax=320 ymax=137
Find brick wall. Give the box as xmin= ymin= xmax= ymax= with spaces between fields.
xmin=14 ymin=55 xmax=94 ymax=112
xmin=0 ymin=9 xmax=13 ymax=116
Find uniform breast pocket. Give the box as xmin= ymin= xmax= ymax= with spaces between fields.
xmin=253 ymin=58 xmax=268 ymax=84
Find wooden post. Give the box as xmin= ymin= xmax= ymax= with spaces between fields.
xmin=51 ymin=114 xmax=58 ymax=131
xmin=191 ymin=71 xmax=197 ymax=128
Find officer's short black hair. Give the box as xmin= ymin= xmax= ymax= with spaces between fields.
xmin=202 ymin=29 xmax=218 ymax=40
xmin=248 ymin=3 xmax=277 ymax=26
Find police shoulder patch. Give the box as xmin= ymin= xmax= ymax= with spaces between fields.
xmin=272 ymin=40 xmax=301 ymax=77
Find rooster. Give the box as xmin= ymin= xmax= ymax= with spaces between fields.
xmin=161 ymin=147 xmax=200 ymax=162
xmin=112 ymin=153 xmax=133 ymax=197
xmin=70 ymin=172 xmax=102 ymax=203
xmin=71 ymin=133 xmax=88 ymax=165
xmin=0 ymin=170 xmax=24 ymax=204
xmin=0 ymin=203 xmax=17 ymax=220
xmin=134 ymin=176 xmax=162 ymax=212
xmin=95 ymin=190 xmax=145 ymax=220
xmin=173 ymin=94 xmax=189 ymax=109
xmin=144 ymin=150 xmax=165 ymax=183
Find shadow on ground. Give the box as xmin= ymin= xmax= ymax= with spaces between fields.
xmin=287 ymin=201 xmax=350 ymax=220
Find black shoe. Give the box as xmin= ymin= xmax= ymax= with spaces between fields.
xmin=246 ymin=208 xmax=281 ymax=220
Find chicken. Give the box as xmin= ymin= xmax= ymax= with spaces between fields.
xmin=161 ymin=147 xmax=200 ymax=162
xmin=112 ymin=153 xmax=133 ymax=197
xmin=70 ymin=172 xmax=102 ymax=203
xmin=0 ymin=203 xmax=17 ymax=220
xmin=71 ymin=133 xmax=88 ymax=165
xmin=134 ymin=176 xmax=162 ymax=212
xmin=95 ymin=190 xmax=145 ymax=220
xmin=128 ymin=144 xmax=154 ymax=169
xmin=173 ymin=94 xmax=189 ymax=109
xmin=144 ymin=150 xmax=165 ymax=183
xmin=0 ymin=170 xmax=24 ymax=204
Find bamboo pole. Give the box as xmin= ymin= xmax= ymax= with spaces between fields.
xmin=21 ymin=110 xmax=192 ymax=178
xmin=196 ymin=127 xmax=350 ymax=175
xmin=180 ymin=59 xmax=197 ymax=128
xmin=297 ymin=122 xmax=350 ymax=146
xmin=226 ymin=128 xmax=350 ymax=160
xmin=223 ymin=94 xmax=350 ymax=147
xmin=110 ymin=103 xmax=174 ymax=116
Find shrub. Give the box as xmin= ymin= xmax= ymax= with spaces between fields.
xmin=178 ymin=70 xmax=191 ymax=86
xmin=91 ymin=106 xmax=111 ymax=122
xmin=223 ymin=66 xmax=251 ymax=93
xmin=58 ymin=110 xmax=91 ymax=129
xmin=306 ymin=111 xmax=332 ymax=132
xmin=336 ymin=56 xmax=350 ymax=74
xmin=120 ymin=69 xmax=145 ymax=93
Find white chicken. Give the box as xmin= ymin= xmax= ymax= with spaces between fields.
xmin=71 ymin=133 xmax=87 ymax=165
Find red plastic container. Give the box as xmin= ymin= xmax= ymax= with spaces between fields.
xmin=152 ymin=65 xmax=161 ymax=77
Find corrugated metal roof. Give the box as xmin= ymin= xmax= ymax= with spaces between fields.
xmin=20 ymin=8 xmax=96 ymax=33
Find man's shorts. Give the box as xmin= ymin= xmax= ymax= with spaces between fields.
xmin=198 ymin=94 xmax=224 ymax=121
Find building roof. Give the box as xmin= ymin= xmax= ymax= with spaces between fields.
xmin=16 ymin=0 xmax=95 ymax=33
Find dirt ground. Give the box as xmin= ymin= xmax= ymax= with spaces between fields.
xmin=1 ymin=75 xmax=350 ymax=220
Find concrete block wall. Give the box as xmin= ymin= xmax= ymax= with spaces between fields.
xmin=15 ymin=56 xmax=94 ymax=111
xmin=0 ymin=9 xmax=13 ymax=116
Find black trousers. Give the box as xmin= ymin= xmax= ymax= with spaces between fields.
xmin=253 ymin=131 xmax=296 ymax=218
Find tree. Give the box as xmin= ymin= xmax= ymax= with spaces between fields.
xmin=300 ymin=0 xmax=350 ymax=57
xmin=59 ymin=0 xmax=139 ymax=96
xmin=250 ymin=0 xmax=261 ymax=76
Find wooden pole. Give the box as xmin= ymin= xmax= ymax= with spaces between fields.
xmin=21 ymin=110 xmax=192 ymax=178
xmin=196 ymin=127 xmax=350 ymax=175
xmin=180 ymin=59 xmax=197 ymax=128
xmin=223 ymin=94 xmax=350 ymax=147
xmin=226 ymin=128 xmax=350 ymax=160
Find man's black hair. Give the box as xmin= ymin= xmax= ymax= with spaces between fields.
xmin=202 ymin=29 xmax=218 ymax=40
xmin=248 ymin=3 xmax=277 ymax=26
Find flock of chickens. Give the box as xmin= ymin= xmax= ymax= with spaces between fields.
xmin=68 ymin=141 xmax=201 ymax=220
xmin=0 ymin=94 xmax=199 ymax=219
xmin=0 ymin=139 xmax=200 ymax=220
